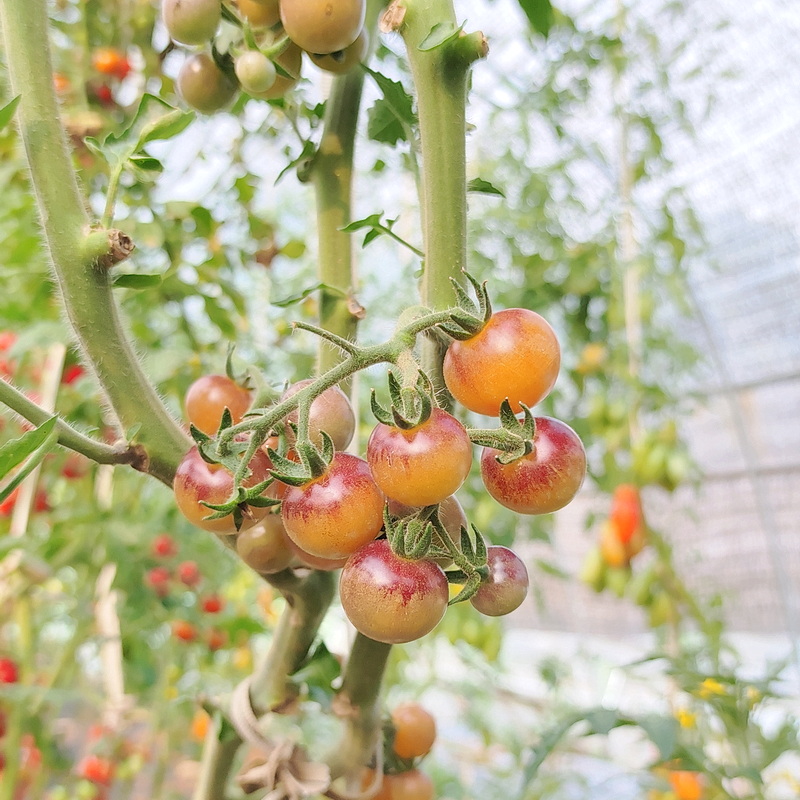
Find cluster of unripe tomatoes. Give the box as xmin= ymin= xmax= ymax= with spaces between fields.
xmin=161 ymin=0 xmax=370 ymax=114
xmin=173 ymin=296 xmax=587 ymax=647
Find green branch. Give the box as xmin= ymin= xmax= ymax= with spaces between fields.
xmin=0 ymin=0 xmax=190 ymax=486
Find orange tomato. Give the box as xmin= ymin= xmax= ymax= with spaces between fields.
xmin=668 ymin=770 xmax=705 ymax=800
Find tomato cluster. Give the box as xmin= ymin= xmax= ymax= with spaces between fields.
xmin=161 ymin=0 xmax=369 ymax=114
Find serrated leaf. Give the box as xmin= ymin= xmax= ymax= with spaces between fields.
xmin=468 ymin=177 xmax=505 ymax=197
xmin=365 ymin=67 xmax=416 ymax=146
xmin=340 ymin=214 xmax=385 ymax=233
xmin=112 ymin=274 xmax=162 ymax=290
xmin=0 ymin=96 xmax=21 ymax=131
xmin=418 ymin=21 xmax=465 ymax=51
xmin=0 ymin=417 xmax=58 ymax=480
xmin=516 ymin=0 xmax=556 ymax=37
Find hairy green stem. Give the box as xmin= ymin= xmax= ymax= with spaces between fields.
xmin=328 ymin=635 xmax=393 ymax=781
xmin=0 ymin=379 xmax=144 ymax=468
xmin=0 ymin=0 xmax=190 ymax=485
xmin=398 ymin=0 xmax=487 ymax=384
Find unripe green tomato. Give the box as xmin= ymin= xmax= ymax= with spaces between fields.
xmin=178 ymin=52 xmax=238 ymax=113
xmin=648 ymin=591 xmax=675 ymax=627
xmin=235 ymin=50 xmax=277 ymax=93
xmin=280 ymin=0 xmax=365 ymax=54
xmin=605 ymin=565 xmax=630 ymax=598
xmin=251 ymin=43 xmax=302 ymax=99
xmin=579 ymin=545 xmax=607 ymax=593
xmin=308 ymin=29 xmax=368 ymax=74
xmin=162 ymin=0 xmax=221 ymax=45
xmin=627 ymin=562 xmax=657 ymax=606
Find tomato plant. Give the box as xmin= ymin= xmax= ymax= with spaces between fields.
xmin=177 ymin=52 xmax=238 ymax=114
xmin=280 ymin=379 xmax=356 ymax=452
xmin=279 ymin=0 xmax=365 ymax=54
xmin=162 ymin=0 xmax=221 ymax=46
xmin=390 ymin=702 xmax=437 ymax=760
xmin=184 ymin=374 xmax=252 ymax=436
xmin=339 ymin=539 xmax=448 ymax=644
xmin=368 ymin=768 xmax=435 ymax=800
xmin=469 ymin=545 xmax=529 ymax=617
xmin=236 ymin=514 xmax=296 ymax=574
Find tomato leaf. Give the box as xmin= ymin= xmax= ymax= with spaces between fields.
xmin=468 ymin=177 xmax=505 ymax=197
xmin=0 ymin=418 xmax=59 ymax=503
xmin=637 ymin=714 xmax=678 ymax=760
xmin=516 ymin=0 xmax=556 ymax=37
xmin=271 ymin=282 xmax=345 ymax=308
xmin=418 ymin=21 xmax=465 ymax=52
xmin=112 ymin=274 xmax=163 ymax=290
xmin=364 ymin=68 xmax=416 ymax=146
xmin=0 ymin=96 xmax=21 ymax=131
xmin=0 ymin=417 xmax=58 ymax=481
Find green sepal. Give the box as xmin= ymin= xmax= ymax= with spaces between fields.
xmin=444 ymin=569 xmax=468 ymax=584
xmin=216 ymin=406 xmax=234 ymax=435
xmin=266 ymin=446 xmax=314 ymax=486
xmin=471 ymin=524 xmax=488 ymax=567
xmin=448 ymin=573 xmax=483 ymax=605
xmin=379 ymin=371 xmax=434 ymax=430
xmin=404 ymin=520 xmax=433 ymax=561
xmin=295 ymin=432 xmax=333 ymax=479
xmin=370 ymin=390 xmax=394 ymax=427
xmin=463 ymin=270 xmax=492 ymax=323
xmin=246 ymin=495 xmax=282 ymax=509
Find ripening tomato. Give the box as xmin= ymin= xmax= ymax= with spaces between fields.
xmin=443 ymin=308 xmax=561 ymax=416
xmin=176 ymin=560 xmax=202 ymax=587
xmin=367 ymin=408 xmax=473 ymax=507
xmin=236 ymin=514 xmax=296 ymax=574
xmin=0 ymin=657 xmax=19 ymax=683
xmin=151 ymin=533 xmax=178 ymax=558
xmin=281 ymin=453 xmax=384 ymax=560
xmin=237 ymin=0 xmax=280 ymax=28
xmin=173 ymin=446 xmax=272 ymax=534
xmin=668 ymin=770 xmax=705 ymax=800
xmin=206 ymin=628 xmax=228 ymax=651
xmin=480 ymin=416 xmax=586 ymax=515
xmin=201 ymin=594 xmax=224 ymax=614
xmin=185 ymin=374 xmax=252 ymax=435
xmin=177 ymin=52 xmax=238 ymax=114
xmin=285 ymin=537 xmax=348 ymax=571
xmin=172 ymin=620 xmax=198 ymax=642
xmin=610 ymin=484 xmax=643 ymax=544
xmin=76 ymin=754 xmax=115 ymax=785
xmin=363 ymin=768 xmax=435 ymax=800
xmin=0 ymin=487 xmax=19 ymax=517
xmin=470 ymin=546 xmax=529 ymax=616
xmin=599 ymin=518 xmax=628 ymax=568
xmin=62 ymin=451 xmax=91 ymax=479
xmin=92 ymin=47 xmax=131 ymax=80
xmin=280 ymin=0 xmax=365 ymax=54
xmin=280 ymin=379 xmax=356 ymax=452
xmin=339 ymin=539 xmax=448 ymax=644
xmin=308 ymin=30 xmax=368 ymax=74
xmin=391 ymin=703 xmax=437 ymax=760
xmin=235 ymin=51 xmax=277 ymax=94
xmin=146 ymin=566 xmax=171 ymax=596
xmin=162 ymin=0 xmax=221 ymax=46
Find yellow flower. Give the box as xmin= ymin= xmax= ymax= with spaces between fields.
xmin=697 ymin=678 xmax=726 ymax=699
xmin=675 ymin=708 xmax=697 ymax=729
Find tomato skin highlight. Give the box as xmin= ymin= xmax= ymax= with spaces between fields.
xmin=281 ymin=453 xmax=384 ymax=560
xmin=367 ymin=408 xmax=473 ymax=507
xmin=470 ymin=546 xmax=529 ymax=616
xmin=280 ymin=0 xmax=365 ymax=54
xmin=480 ymin=416 xmax=586 ymax=515
xmin=443 ymin=308 xmax=561 ymax=416
xmin=339 ymin=539 xmax=448 ymax=644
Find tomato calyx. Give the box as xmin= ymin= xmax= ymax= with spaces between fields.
xmin=467 ymin=399 xmax=536 ymax=463
xmin=267 ymin=429 xmax=334 ymax=487
xmin=437 ymin=270 xmax=492 ymax=340
xmin=370 ymin=371 xmax=433 ymax=430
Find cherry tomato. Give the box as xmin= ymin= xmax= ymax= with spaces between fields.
xmin=237 ymin=0 xmax=280 ymax=28
xmin=599 ymin=518 xmax=628 ymax=568
xmin=309 ymin=30 xmax=368 ymax=74
xmin=201 ymin=594 xmax=224 ymax=613
xmin=206 ymin=628 xmax=228 ymax=651
xmin=470 ymin=546 xmax=529 ymax=616
xmin=236 ymin=514 xmax=296 ymax=574
xmin=172 ymin=620 xmax=198 ymax=642
xmin=162 ymin=0 xmax=221 ymax=46
xmin=286 ymin=537 xmax=348 ymax=571
xmin=668 ymin=770 xmax=705 ymax=800
xmin=173 ymin=446 xmax=272 ymax=534
xmin=480 ymin=416 xmax=585 ymax=515
xmin=0 ymin=487 xmax=19 ymax=517
xmin=391 ymin=702 xmax=436 ymax=759
xmin=280 ymin=0 xmax=365 ymax=54
xmin=610 ymin=484 xmax=643 ymax=544
xmin=0 ymin=657 xmax=19 ymax=683
xmin=251 ymin=43 xmax=302 ymax=100
xmin=190 ymin=709 xmax=211 ymax=742
xmin=151 ymin=533 xmax=178 ymax=558
xmin=76 ymin=754 xmax=115 ymax=785
xmin=364 ymin=768 xmax=435 ymax=800
xmin=62 ymin=451 xmax=91 ymax=479
xmin=146 ymin=566 xmax=171 ymax=596
xmin=367 ymin=408 xmax=473 ymax=507
xmin=176 ymin=560 xmax=202 ymax=586
xmin=443 ymin=308 xmax=561 ymax=416
xmin=281 ymin=453 xmax=384 ymax=560
xmin=339 ymin=539 xmax=448 ymax=644
xmin=177 ymin=52 xmax=238 ymax=114
xmin=185 ymin=374 xmax=252 ymax=435
xmin=235 ymin=51 xmax=277 ymax=94
xmin=92 ymin=47 xmax=131 ymax=80
xmin=280 ymin=379 xmax=356 ymax=452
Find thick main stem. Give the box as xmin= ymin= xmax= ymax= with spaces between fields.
xmin=399 ymin=0 xmax=486 ymax=383
xmin=0 ymin=0 xmax=189 ymax=485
